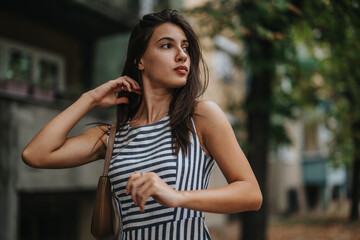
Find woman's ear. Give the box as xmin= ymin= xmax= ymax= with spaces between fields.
xmin=134 ymin=58 xmax=144 ymax=70
xmin=137 ymin=59 xmax=144 ymax=71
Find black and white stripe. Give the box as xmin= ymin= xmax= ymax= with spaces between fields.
xmin=108 ymin=115 xmax=215 ymax=239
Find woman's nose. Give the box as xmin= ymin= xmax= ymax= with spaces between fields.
xmin=176 ymin=48 xmax=188 ymax=62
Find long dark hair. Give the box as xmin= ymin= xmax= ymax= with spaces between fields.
xmin=118 ymin=9 xmax=208 ymax=155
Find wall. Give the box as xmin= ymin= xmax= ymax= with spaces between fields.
xmin=0 ymin=96 xmax=113 ymax=239
xmin=0 ymin=9 xmax=83 ymax=92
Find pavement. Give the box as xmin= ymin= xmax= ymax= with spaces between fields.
xmin=208 ymin=202 xmax=360 ymax=240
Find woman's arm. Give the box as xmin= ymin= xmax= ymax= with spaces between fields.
xmin=178 ymin=100 xmax=262 ymax=213
xmin=22 ymin=76 xmax=141 ymax=169
xmin=126 ymin=100 xmax=262 ymax=214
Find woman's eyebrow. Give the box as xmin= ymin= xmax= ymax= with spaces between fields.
xmin=156 ymin=37 xmax=189 ymax=44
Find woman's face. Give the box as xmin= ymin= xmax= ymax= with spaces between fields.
xmin=138 ymin=23 xmax=191 ymax=90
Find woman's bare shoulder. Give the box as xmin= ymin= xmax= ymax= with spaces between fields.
xmin=193 ymin=100 xmax=228 ymax=126
xmin=193 ymin=100 xmax=232 ymax=155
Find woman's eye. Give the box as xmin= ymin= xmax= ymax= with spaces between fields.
xmin=182 ymin=46 xmax=189 ymax=52
xmin=162 ymin=43 xmax=171 ymax=49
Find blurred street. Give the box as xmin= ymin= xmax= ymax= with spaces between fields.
xmin=209 ymin=201 xmax=360 ymax=240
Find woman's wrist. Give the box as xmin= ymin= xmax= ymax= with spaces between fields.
xmin=176 ymin=190 xmax=189 ymax=208
xmin=80 ymin=91 xmax=97 ymax=109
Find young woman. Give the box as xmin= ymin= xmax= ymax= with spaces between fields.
xmin=22 ymin=9 xmax=262 ymax=240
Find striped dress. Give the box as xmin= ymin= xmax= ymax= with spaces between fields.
xmin=108 ymin=115 xmax=215 ymax=240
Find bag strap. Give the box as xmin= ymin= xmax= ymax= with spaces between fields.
xmin=102 ymin=122 xmax=117 ymax=177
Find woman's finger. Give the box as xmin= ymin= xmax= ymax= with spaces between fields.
xmin=114 ymin=76 xmax=140 ymax=91
xmin=108 ymin=76 xmax=142 ymax=96
xmin=119 ymin=80 xmax=132 ymax=92
xmin=122 ymin=75 xmax=141 ymax=90
xmin=136 ymin=181 xmax=153 ymax=212
xmin=129 ymin=173 xmax=149 ymax=205
xmin=126 ymin=171 xmax=141 ymax=195
xmin=115 ymin=97 xmax=129 ymax=105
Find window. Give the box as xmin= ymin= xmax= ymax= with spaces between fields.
xmin=38 ymin=58 xmax=59 ymax=90
xmin=304 ymin=121 xmax=319 ymax=152
xmin=213 ymin=50 xmax=234 ymax=83
xmin=0 ymin=37 xmax=65 ymax=96
xmin=213 ymin=35 xmax=242 ymax=84
xmin=7 ymin=48 xmax=33 ymax=82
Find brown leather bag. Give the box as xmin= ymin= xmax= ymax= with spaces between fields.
xmin=91 ymin=123 xmax=120 ymax=240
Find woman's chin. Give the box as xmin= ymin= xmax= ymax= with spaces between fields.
xmin=172 ymin=78 xmax=187 ymax=88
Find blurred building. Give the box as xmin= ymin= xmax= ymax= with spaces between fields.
xmin=266 ymin=48 xmax=348 ymax=217
xmin=268 ymin=111 xmax=347 ymax=217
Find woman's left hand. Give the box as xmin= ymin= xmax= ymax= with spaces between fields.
xmin=126 ymin=171 xmax=182 ymax=212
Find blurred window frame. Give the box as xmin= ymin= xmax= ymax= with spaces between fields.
xmin=0 ymin=37 xmax=65 ymax=92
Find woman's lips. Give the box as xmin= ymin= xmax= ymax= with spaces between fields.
xmin=174 ymin=66 xmax=188 ymax=75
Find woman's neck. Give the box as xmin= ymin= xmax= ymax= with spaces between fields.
xmin=131 ymin=88 xmax=173 ymax=127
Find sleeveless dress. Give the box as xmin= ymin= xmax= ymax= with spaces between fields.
xmin=108 ymin=115 xmax=215 ymax=240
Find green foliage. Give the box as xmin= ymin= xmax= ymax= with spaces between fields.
xmin=190 ymin=0 xmax=301 ymax=148
xmin=294 ymin=0 xmax=360 ymax=167
xmin=191 ymin=0 xmax=360 ymax=167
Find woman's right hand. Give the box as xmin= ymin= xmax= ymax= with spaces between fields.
xmin=22 ymin=76 xmax=141 ymax=169
xmin=89 ymin=76 xmax=141 ymax=108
